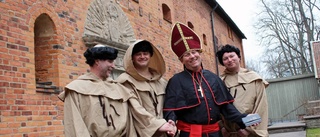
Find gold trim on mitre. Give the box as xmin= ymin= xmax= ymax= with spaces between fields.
xmin=170 ymin=22 xmax=203 ymax=59
xmin=174 ymin=23 xmax=194 ymax=51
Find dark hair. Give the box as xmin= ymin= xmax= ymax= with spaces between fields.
xmin=216 ymin=44 xmax=241 ymax=66
xmin=132 ymin=41 xmax=153 ymax=57
xmin=84 ymin=45 xmax=118 ymax=66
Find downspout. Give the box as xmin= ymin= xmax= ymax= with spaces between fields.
xmin=210 ymin=2 xmax=219 ymax=74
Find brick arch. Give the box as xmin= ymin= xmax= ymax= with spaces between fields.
xmin=26 ymin=4 xmax=63 ymax=93
xmin=34 ymin=14 xmax=59 ymax=85
xmin=34 ymin=13 xmax=56 ymax=37
xmin=27 ymin=3 xmax=62 ymax=37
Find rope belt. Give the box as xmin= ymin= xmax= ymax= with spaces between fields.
xmin=177 ymin=120 xmax=220 ymax=137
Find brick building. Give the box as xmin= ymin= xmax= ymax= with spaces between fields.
xmin=0 ymin=0 xmax=246 ymax=136
xmin=312 ymin=41 xmax=320 ymax=94
xmin=312 ymin=41 xmax=320 ymax=80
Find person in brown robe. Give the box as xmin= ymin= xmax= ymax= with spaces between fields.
xmin=216 ymin=44 xmax=269 ymax=137
xmin=58 ymin=44 xmax=175 ymax=137
xmin=116 ymin=40 xmax=176 ymax=137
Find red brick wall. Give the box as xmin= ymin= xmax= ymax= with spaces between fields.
xmin=312 ymin=41 xmax=320 ymax=78
xmin=214 ymin=14 xmax=245 ymax=72
xmin=0 ymin=0 xmax=244 ymax=136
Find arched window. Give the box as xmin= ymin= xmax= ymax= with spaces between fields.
xmin=227 ymin=25 xmax=234 ymax=41
xmin=162 ymin=4 xmax=172 ymax=23
xmin=132 ymin=0 xmax=139 ymax=3
xmin=203 ymin=34 xmax=207 ymax=46
xmin=187 ymin=21 xmax=194 ymax=30
xmin=34 ymin=13 xmax=60 ymax=93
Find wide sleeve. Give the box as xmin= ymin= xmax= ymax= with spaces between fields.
xmin=248 ymin=80 xmax=269 ymax=136
xmin=128 ymin=97 xmax=167 ymax=137
xmin=63 ymin=90 xmax=91 ymax=137
xmin=220 ymin=103 xmax=247 ymax=129
xmin=163 ymin=75 xmax=187 ymax=122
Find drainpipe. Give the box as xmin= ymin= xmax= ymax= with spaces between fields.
xmin=210 ymin=1 xmax=219 ymax=74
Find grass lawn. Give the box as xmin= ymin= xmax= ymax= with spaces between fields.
xmin=307 ymin=128 xmax=320 ymax=137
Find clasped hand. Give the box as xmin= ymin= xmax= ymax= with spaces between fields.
xmin=159 ymin=120 xmax=177 ymax=137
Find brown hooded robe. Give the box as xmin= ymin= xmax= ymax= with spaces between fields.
xmin=59 ymin=72 xmax=166 ymax=137
xmin=116 ymin=40 xmax=168 ymax=137
xmin=221 ymin=68 xmax=269 ymax=137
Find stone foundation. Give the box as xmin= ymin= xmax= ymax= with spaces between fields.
xmin=304 ymin=115 xmax=320 ymax=128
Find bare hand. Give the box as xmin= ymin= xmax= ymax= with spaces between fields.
xmin=158 ymin=122 xmax=175 ymax=136
xmin=237 ymin=129 xmax=249 ymax=137
xmin=167 ymin=120 xmax=177 ymax=136
xmin=221 ymin=127 xmax=230 ymax=137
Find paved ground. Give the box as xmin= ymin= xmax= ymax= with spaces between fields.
xmin=270 ymin=131 xmax=306 ymax=137
xmin=268 ymin=121 xmax=306 ymax=137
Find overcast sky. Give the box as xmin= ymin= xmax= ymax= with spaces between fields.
xmin=216 ymin=0 xmax=263 ymax=62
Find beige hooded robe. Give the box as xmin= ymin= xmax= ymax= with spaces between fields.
xmin=116 ymin=40 xmax=168 ymax=137
xmin=221 ymin=68 xmax=269 ymax=137
xmin=59 ymin=72 xmax=166 ymax=137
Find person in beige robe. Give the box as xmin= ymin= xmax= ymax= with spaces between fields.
xmin=116 ymin=40 xmax=175 ymax=137
xmin=58 ymin=44 xmax=175 ymax=137
xmin=216 ymin=44 xmax=269 ymax=137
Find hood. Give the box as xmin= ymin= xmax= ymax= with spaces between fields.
xmin=123 ymin=40 xmax=166 ymax=81
xmin=222 ymin=68 xmax=269 ymax=88
xmin=58 ymin=73 xmax=134 ymax=102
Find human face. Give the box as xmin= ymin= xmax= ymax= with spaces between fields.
xmin=222 ymin=52 xmax=240 ymax=72
xmin=132 ymin=51 xmax=151 ymax=70
xmin=180 ymin=50 xmax=202 ymax=72
xmin=97 ymin=59 xmax=115 ymax=80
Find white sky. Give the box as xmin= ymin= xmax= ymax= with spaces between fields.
xmin=216 ymin=0 xmax=263 ymax=62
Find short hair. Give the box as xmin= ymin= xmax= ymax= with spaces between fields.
xmin=132 ymin=41 xmax=153 ymax=57
xmin=84 ymin=44 xmax=118 ymax=66
xmin=216 ymin=44 xmax=241 ymax=66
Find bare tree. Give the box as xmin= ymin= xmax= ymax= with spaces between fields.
xmin=254 ymin=0 xmax=320 ymax=78
xmin=245 ymin=59 xmax=271 ymax=79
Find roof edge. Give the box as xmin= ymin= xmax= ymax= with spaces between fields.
xmin=204 ymin=0 xmax=247 ymax=39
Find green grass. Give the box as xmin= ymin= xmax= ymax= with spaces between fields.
xmin=307 ymin=128 xmax=320 ymax=137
